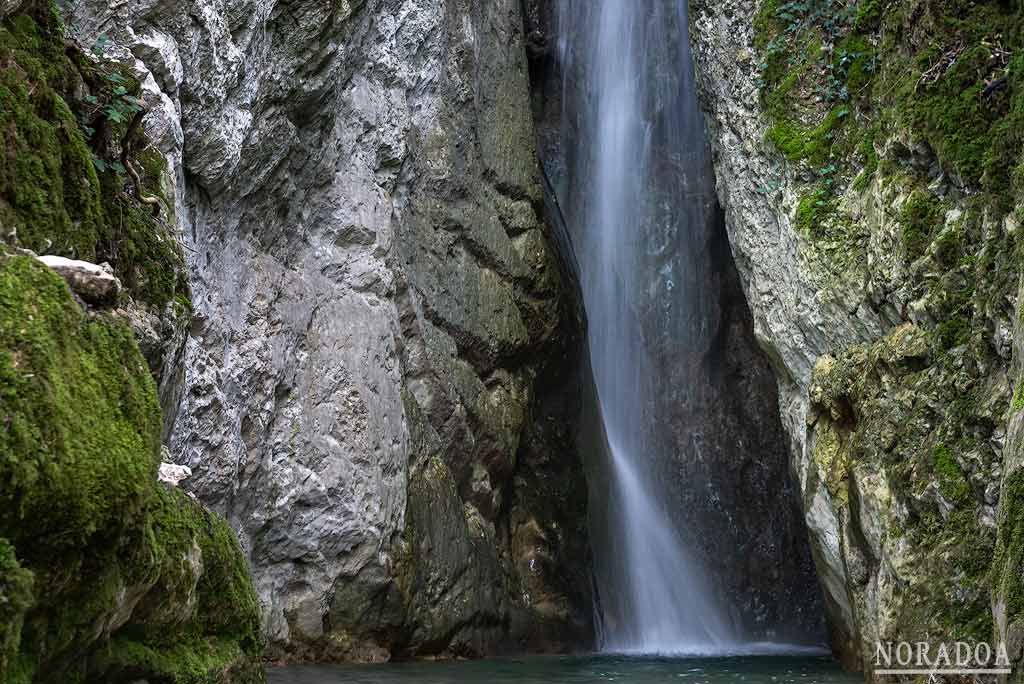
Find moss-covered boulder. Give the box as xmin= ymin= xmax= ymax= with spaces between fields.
xmin=0 ymin=0 xmax=261 ymax=679
xmin=0 ymin=255 xmax=263 ymax=683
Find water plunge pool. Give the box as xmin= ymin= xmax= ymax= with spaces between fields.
xmin=268 ymin=654 xmax=858 ymax=684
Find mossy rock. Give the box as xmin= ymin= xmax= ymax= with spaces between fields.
xmin=0 ymin=254 xmax=262 ymax=683
xmin=994 ymin=469 xmax=1024 ymax=634
xmin=0 ymin=255 xmax=160 ymax=554
xmin=755 ymin=0 xmax=1024 ymax=228
xmin=0 ymin=1 xmax=187 ymax=307
xmin=90 ymin=635 xmax=266 ymax=684
xmin=807 ymin=322 xmax=1001 ymax=644
xmin=86 ymin=485 xmax=264 ymax=684
xmin=0 ymin=538 xmax=33 ymax=677
xmin=899 ymin=189 xmax=944 ymax=260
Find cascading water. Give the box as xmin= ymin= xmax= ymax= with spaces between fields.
xmin=556 ymin=0 xmax=740 ymax=654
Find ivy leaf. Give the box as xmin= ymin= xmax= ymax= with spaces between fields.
xmin=92 ymin=157 xmax=107 ymax=173
xmin=91 ymin=33 xmax=110 ymax=57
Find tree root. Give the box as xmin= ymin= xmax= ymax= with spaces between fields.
xmin=121 ymin=111 xmax=165 ymax=218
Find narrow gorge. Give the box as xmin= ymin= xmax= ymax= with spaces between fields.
xmin=0 ymin=0 xmax=1022 ymax=683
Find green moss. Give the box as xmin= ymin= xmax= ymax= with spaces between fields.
xmin=1013 ymin=382 xmax=1024 ymax=412
xmin=900 ymin=190 xmax=944 ymax=260
xmin=795 ymin=185 xmax=835 ymax=236
xmin=0 ymin=2 xmax=186 ymax=306
xmin=851 ymin=127 xmax=880 ymax=191
xmin=994 ymin=469 xmax=1024 ymax=620
xmin=933 ymin=445 xmax=971 ymax=505
xmin=134 ymin=486 xmax=261 ymax=650
xmin=85 ymin=486 xmax=263 ymax=683
xmin=5 ymin=654 xmax=35 ymax=684
xmin=0 ymin=539 xmax=34 ymax=676
xmin=766 ymin=118 xmax=809 ymax=161
xmin=853 ymin=0 xmax=882 ymax=31
xmin=835 ymin=34 xmax=875 ymax=95
xmin=932 ymin=221 xmax=964 ymax=269
xmin=0 ymin=255 xmax=160 ymax=553
xmin=91 ymin=637 xmax=264 ymax=684
xmin=756 ymin=0 xmax=1024 ymax=209
xmin=795 ymin=193 xmax=816 ymax=234
xmin=754 ymin=0 xmax=787 ymax=86
xmin=0 ymin=254 xmax=262 ymax=683
xmin=0 ymin=253 xmax=159 ymax=677
xmin=767 ymin=106 xmax=851 ymax=165
xmin=909 ymin=54 xmax=996 ymax=183
xmin=934 ymin=316 xmax=971 ymax=351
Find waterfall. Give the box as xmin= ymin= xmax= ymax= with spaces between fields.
xmin=556 ymin=0 xmax=740 ymax=654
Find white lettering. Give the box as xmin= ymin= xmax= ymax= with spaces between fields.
xmin=897 ymin=642 xmax=914 ymax=666
xmin=873 ymin=640 xmax=1008 ymax=675
xmin=875 ymin=642 xmax=892 ymax=667
xmin=916 ymin=642 xmax=930 ymax=667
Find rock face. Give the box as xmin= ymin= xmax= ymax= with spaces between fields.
xmin=691 ymin=0 xmax=1022 ymax=675
xmin=69 ymin=0 xmax=591 ymax=660
xmin=994 ymin=277 xmax=1024 ymax=680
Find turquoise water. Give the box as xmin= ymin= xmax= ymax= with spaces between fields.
xmin=267 ymin=655 xmax=860 ymax=683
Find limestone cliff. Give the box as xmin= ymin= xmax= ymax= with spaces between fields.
xmin=691 ymin=0 xmax=1023 ymax=676
xmin=64 ymin=0 xmax=592 ymax=661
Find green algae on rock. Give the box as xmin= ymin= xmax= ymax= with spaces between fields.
xmin=0 ymin=253 xmax=263 ymax=683
xmin=689 ymin=0 xmax=1024 ymax=674
xmin=0 ymin=1 xmax=186 ymax=307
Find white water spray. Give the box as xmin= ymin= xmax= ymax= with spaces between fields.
xmin=556 ymin=0 xmax=740 ymax=654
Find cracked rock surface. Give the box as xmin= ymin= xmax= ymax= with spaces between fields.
xmin=70 ymin=0 xmax=591 ymax=660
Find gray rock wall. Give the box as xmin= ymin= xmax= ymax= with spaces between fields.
xmin=688 ymin=3 xmax=880 ymax=661
xmin=690 ymin=0 xmax=1021 ymax=674
xmin=70 ymin=0 xmax=590 ymax=660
